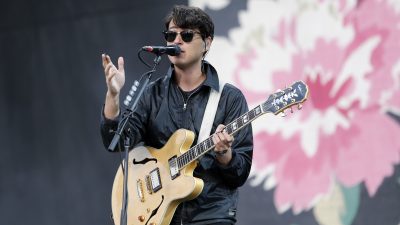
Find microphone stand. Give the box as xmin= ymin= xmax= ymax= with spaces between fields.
xmin=108 ymin=53 xmax=162 ymax=225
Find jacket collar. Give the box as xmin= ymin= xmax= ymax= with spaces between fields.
xmin=166 ymin=61 xmax=220 ymax=92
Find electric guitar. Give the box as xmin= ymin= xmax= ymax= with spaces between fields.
xmin=111 ymin=81 xmax=309 ymax=225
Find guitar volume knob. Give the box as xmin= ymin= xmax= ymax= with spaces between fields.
xmin=138 ymin=215 xmax=145 ymax=222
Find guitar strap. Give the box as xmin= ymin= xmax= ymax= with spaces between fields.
xmin=197 ymin=81 xmax=226 ymax=144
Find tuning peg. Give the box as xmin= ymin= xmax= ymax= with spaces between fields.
xmin=297 ymin=104 xmax=303 ymax=110
xmin=290 ymin=107 xmax=294 ymax=113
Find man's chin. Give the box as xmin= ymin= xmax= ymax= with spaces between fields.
xmin=170 ymin=59 xmax=186 ymax=68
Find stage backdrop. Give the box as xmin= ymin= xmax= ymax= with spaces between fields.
xmin=197 ymin=0 xmax=400 ymax=225
xmin=1 ymin=0 xmax=399 ymax=225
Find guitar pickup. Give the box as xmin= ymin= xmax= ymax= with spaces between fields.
xmin=168 ymin=156 xmax=180 ymax=180
xmin=146 ymin=168 xmax=162 ymax=193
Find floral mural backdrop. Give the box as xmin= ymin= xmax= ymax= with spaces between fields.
xmin=191 ymin=0 xmax=400 ymax=224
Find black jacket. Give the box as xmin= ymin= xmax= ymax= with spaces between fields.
xmin=100 ymin=62 xmax=253 ymax=224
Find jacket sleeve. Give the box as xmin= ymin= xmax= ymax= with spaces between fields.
xmin=213 ymin=88 xmax=253 ymax=188
xmin=100 ymin=88 xmax=151 ymax=152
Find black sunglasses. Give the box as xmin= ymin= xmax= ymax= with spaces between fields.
xmin=162 ymin=30 xmax=202 ymax=43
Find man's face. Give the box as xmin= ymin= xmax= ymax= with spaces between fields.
xmin=166 ymin=20 xmax=208 ymax=69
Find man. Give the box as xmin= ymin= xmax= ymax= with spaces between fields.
xmin=100 ymin=5 xmax=253 ymax=225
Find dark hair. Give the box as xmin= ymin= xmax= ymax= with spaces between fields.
xmin=164 ymin=5 xmax=214 ymax=40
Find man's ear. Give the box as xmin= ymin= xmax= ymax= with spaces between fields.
xmin=204 ymin=37 xmax=212 ymax=53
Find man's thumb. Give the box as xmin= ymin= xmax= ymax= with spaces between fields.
xmin=118 ymin=57 xmax=124 ymax=72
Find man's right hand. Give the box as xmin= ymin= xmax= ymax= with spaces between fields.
xmin=102 ymin=54 xmax=125 ymax=96
xmin=102 ymin=54 xmax=125 ymax=119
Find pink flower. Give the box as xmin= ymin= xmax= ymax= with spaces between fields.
xmin=233 ymin=0 xmax=400 ymax=213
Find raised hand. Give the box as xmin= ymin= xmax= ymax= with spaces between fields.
xmin=102 ymin=54 xmax=125 ymax=119
xmin=102 ymin=54 xmax=125 ymax=97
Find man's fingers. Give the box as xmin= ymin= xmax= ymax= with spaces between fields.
xmin=215 ymin=124 xmax=225 ymax=133
xmin=103 ymin=54 xmax=115 ymax=75
xmin=102 ymin=54 xmax=112 ymax=67
xmin=213 ymin=124 xmax=234 ymax=151
xmin=102 ymin=54 xmax=107 ymax=67
xmin=212 ymin=133 xmax=220 ymax=143
xmin=216 ymin=132 xmax=225 ymax=141
xmin=107 ymin=73 xmax=116 ymax=83
xmin=213 ymin=135 xmax=226 ymax=150
xmin=217 ymin=132 xmax=230 ymax=147
xmin=224 ymin=133 xmax=234 ymax=143
xmin=104 ymin=63 xmax=113 ymax=76
xmin=105 ymin=54 xmax=112 ymax=63
xmin=118 ymin=57 xmax=124 ymax=73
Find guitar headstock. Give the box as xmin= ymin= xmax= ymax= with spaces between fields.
xmin=262 ymin=81 xmax=309 ymax=115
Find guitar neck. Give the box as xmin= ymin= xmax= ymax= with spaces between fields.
xmin=177 ymin=103 xmax=267 ymax=169
xmin=176 ymin=80 xmax=308 ymax=170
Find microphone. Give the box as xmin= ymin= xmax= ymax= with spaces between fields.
xmin=141 ymin=45 xmax=181 ymax=56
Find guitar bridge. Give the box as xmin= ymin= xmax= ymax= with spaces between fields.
xmin=136 ymin=179 xmax=145 ymax=202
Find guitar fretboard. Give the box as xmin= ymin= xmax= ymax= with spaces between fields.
xmin=176 ymin=81 xmax=307 ymax=169
xmin=177 ymin=104 xmax=266 ymax=169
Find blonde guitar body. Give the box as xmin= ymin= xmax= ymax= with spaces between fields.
xmin=112 ymin=129 xmax=203 ymax=225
